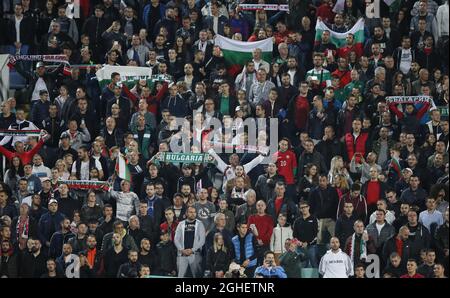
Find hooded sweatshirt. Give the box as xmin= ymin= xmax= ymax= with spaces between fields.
xmin=318 ymin=248 xmax=354 ymax=278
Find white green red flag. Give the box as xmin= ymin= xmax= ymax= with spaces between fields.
xmin=314 ymin=18 xmax=365 ymax=53
xmin=115 ymin=153 xmax=131 ymax=182
xmin=214 ymin=35 xmax=273 ymax=77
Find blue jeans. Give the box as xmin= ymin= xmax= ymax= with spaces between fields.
xmin=299 ymin=245 xmax=318 ymax=268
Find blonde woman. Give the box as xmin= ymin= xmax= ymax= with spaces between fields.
xmin=206 ymin=233 xmax=233 ymax=278
xmin=255 ymin=9 xmax=268 ymax=30
xmin=334 ymin=174 xmax=350 ymax=199
xmin=328 ymin=156 xmax=353 ymax=185
xmin=55 ymin=159 xmax=70 ymax=180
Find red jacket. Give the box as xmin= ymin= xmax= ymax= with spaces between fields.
xmin=0 ymin=138 xmax=44 ymax=165
xmin=344 ymin=132 xmax=369 ymax=163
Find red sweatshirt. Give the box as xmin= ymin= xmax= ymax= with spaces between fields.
xmin=366 ymin=181 xmax=381 ymax=206
xmin=247 ymin=214 xmax=274 ymax=246
xmin=0 ymin=138 xmax=44 ymax=165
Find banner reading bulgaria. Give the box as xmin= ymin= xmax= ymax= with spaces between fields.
xmin=158 ymin=152 xmax=213 ymax=164
xmin=314 ymin=18 xmax=365 ymax=50
xmin=0 ymin=129 xmax=41 ymax=137
xmin=57 ymin=180 xmax=110 ymax=191
xmin=385 ymin=95 xmax=433 ymax=104
xmin=214 ymin=35 xmax=273 ymax=76
xmin=95 ymin=65 xmax=153 ymax=88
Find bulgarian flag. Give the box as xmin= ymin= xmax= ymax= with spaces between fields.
xmin=214 ymin=35 xmax=273 ymax=77
xmin=314 ymin=18 xmax=365 ymax=55
xmin=115 ymin=153 xmax=131 ymax=182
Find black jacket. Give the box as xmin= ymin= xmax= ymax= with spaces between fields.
xmin=315 ymin=138 xmax=346 ymax=168
xmin=406 ymin=223 xmax=431 ymax=261
xmin=0 ymin=252 xmax=19 ymax=278
xmin=102 ymin=247 xmax=129 ymax=278
xmin=335 ymin=214 xmax=358 ymax=246
xmin=382 ymin=235 xmax=412 ymax=266
xmin=80 ymin=248 xmax=103 ymax=278
xmin=206 ymin=247 xmax=233 ymax=276
xmin=138 ymin=250 xmax=160 ymax=274
xmin=71 ymin=110 xmax=100 ymax=139
xmin=20 ymin=250 xmax=47 ymax=278
xmin=6 ymin=16 xmax=35 ymax=45
xmin=14 ymin=60 xmax=63 ymax=101
xmin=42 ymin=116 xmax=63 ymax=148
xmin=117 ymin=261 xmax=142 ymax=278
xmin=155 ymin=240 xmax=177 ymax=275
xmin=416 ymin=47 xmax=440 ymax=73
xmin=292 ymin=215 xmax=318 ymax=245
xmin=435 ymin=223 xmax=449 ymax=260
xmin=308 ymin=186 xmax=339 ymax=220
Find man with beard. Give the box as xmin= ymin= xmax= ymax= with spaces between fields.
xmin=138 ymin=238 xmax=159 ymax=274
xmin=103 ymin=232 xmax=129 ymax=278
xmin=79 ymin=234 xmax=102 ymax=277
xmin=117 ymin=250 xmax=141 ymax=278
xmin=364 ymin=26 xmax=393 ymax=57
xmin=174 ymin=207 xmax=206 ymax=278
xmin=49 ymin=218 xmax=74 ymax=258
xmin=56 ymin=243 xmax=79 ymax=277
xmin=20 ymin=238 xmax=47 ymax=278
xmin=0 ymin=240 xmax=18 ymax=278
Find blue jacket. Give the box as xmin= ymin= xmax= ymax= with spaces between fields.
xmin=142 ymin=3 xmax=166 ymax=28
xmin=26 ymin=174 xmax=42 ymax=194
xmin=202 ymin=15 xmax=228 ymax=36
xmin=161 ymin=95 xmax=188 ymax=118
xmin=232 ymin=233 xmax=257 ymax=268
xmin=38 ymin=211 xmax=65 ymax=245
xmin=254 ymin=265 xmax=287 ymax=278
xmin=48 ymin=231 xmax=75 ymax=258
xmin=31 ymin=100 xmax=50 ymax=128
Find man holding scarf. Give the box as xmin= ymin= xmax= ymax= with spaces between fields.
xmin=344 ymin=220 xmax=376 ymax=269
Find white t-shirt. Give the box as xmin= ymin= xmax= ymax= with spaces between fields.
xmin=376 ymin=222 xmax=386 ymax=235
xmin=32 ymin=78 xmax=48 ymax=102
xmin=15 ymin=16 xmax=22 ymax=42
xmin=399 ymin=48 xmax=413 ymax=74
xmin=71 ymin=159 xmax=102 ymax=180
